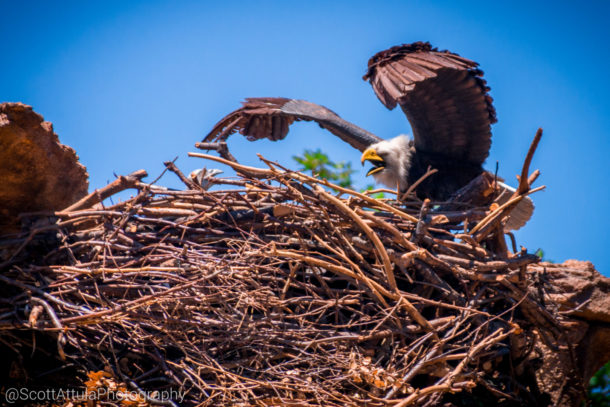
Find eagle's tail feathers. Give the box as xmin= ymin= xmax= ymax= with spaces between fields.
xmin=494 ymin=182 xmax=535 ymax=232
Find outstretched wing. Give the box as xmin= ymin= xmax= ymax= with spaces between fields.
xmin=363 ymin=42 xmax=496 ymax=165
xmin=204 ymin=97 xmax=382 ymax=152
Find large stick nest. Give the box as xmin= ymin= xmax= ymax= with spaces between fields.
xmin=0 ymin=133 xmax=575 ymax=406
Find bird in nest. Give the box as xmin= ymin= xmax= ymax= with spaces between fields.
xmin=203 ymin=41 xmax=534 ymax=231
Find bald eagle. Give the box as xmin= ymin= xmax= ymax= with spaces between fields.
xmin=203 ymin=42 xmax=534 ymax=230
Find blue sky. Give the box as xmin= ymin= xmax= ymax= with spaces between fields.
xmin=2 ymin=1 xmax=609 ymax=275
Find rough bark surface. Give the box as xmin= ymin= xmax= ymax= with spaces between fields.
xmin=529 ymin=260 xmax=610 ymax=405
xmin=0 ymin=102 xmax=88 ymax=232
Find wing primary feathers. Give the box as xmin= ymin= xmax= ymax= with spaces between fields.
xmin=363 ymin=41 xmax=496 ymax=165
xmin=204 ymin=98 xmax=382 ymax=152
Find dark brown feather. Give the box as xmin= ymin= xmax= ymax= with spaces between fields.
xmin=363 ymin=41 xmax=497 ymax=165
xmin=204 ymin=98 xmax=381 ymax=152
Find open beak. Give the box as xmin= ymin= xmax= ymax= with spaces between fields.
xmin=361 ymin=148 xmax=386 ymax=177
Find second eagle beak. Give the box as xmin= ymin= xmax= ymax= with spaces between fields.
xmin=361 ymin=148 xmax=386 ymax=177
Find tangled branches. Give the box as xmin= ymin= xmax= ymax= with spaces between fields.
xmin=0 ymin=131 xmax=577 ymax=406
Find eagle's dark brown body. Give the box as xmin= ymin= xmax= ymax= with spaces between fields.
xmin=408 ymin=147 xmax=485 ymax=201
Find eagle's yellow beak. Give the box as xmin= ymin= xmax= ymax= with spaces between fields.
xmin=361 ymin=148 xmax=386 ymax=177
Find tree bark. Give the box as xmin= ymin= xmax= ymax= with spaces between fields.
xmin=527 ymin=260 xmax=610 ymax=406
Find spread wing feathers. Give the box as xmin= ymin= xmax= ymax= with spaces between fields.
xmin=204 ymin=97 xmax=382 ymax=152
xmin=495 ymin=182 xmax=535 ymax=231
xmin=363 ymin=42 xmax=497 ymax=165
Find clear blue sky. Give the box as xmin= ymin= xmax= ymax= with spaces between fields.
xmin=2 ymin=1 xmax=609 ymax=275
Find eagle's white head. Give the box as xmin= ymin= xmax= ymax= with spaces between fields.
xmin=361 ymin=135 xmax=412 ymax=190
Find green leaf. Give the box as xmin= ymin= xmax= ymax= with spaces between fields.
xmin=588 ymin=361 xmax=610 ymax=406
xmin=293 ymin=149 xmax=355 ymax=189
